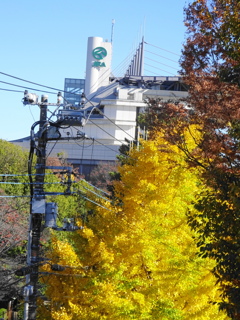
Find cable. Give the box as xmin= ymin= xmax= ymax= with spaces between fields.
xmin=0 ymin=88 xmax=23 ymax=93
xmin=0 ymin=72 xmax=65 ymax=94
xmin=0 ymin=71 xmax=81 ymax=98
xmin=75 ymin=139 xmax=94 ymax=148
xmin=0 ymin=195 xmax=31 ymax=198
xmin=46 ymin=132 xmax=62 ymax=158
xmin=0 ymin=80 xmax=56 ymax=95
xmin=80 ymin=179 xmax=111 ymax=196
xmin=90 ymin=138 xmax=94 ymax=167
xmin=145 ymin=50 xmax=179 ymax=64
xmin=145 ymin=57 xmax=179 ymax=71
xmin=80 ymin=194 xmax=112 ymax=211
xmin=79 ymin=184 xmax=111 ymax=202
xmin=145 ymin=63 xmax=176 ymax=76
xmin=88 ymin=118 xmax=128 ymax=146
xmin=91 ymin=138 xmax=122 ymax=155
xmin=145 ymin=42 xmax=181 ymax=57
xmin=95 ymin=107 xmax=136 ymax=141
xmin=82 ymin=95 xmax=134 ymax=144
xmin=0 ymin=173 xmax=64 ymax=177
xmin=144 ymin=68 xmax=162 ymax=76
xmin=0 ymin=181 xmax=74 ymax=185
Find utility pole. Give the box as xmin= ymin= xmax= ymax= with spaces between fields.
xmin=20 ymin=91 xmax=87 ymax=320
xmin=25 ymin=95 xmax=48 ymax=320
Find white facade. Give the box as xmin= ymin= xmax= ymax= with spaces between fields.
xmin=85 ymin=37 xmax=112 ymax=99
xmin=47 ymin=84 xmax=187 ymax=165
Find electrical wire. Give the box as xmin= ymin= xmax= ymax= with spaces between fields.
xmin=0 ymin=80 xmax=56 ymax=95
xmin=88 ymin=118 xmax=129 ymax=146
xmin=0 ymin=88 xmax=23 ymax=93
xmin=79 ymin=184 xmax=111 ymax=202
xmin=0 ymin=173 xmax=66 ymax=177
xmin=94 ymin=107 xmax=136 ymax=141
xmin=83 ymin=94 xmax=134 ymax=145
xmin=92 ymin=138 xmax=123 ymax=154
xmin=0 ymin=71 xmax=82 ymax=98
xmin=0 ymin=72 xmax=66 ymax=95
xmin=0 ymin=195 xmax=31 ymax=198
xmin=0 ymin=181 xmax=75 ymax=185
xmin=80 ymin=179 xmax=110 ymax=196
xmin=46 ymin=132 xmax=62 ymax=158
xmin=73 ymin=138 xmax=94 ymax=149
xmin=80 ymin=194 xmax=112 ymax=211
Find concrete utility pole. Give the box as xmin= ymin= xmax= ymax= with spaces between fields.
xmin=25 ymin=95 xmax=48 ymax=320
xmin=18 ymin=91 xmax=86 ymax=320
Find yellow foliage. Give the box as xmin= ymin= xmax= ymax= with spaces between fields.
xmin=39 ymin=126 xmax=229 ymax=320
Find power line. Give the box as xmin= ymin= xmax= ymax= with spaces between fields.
xmin=0 ymin=72 xmax=65 ymax=95
xmin=81 ymin=178 xmax=110 ymax=196
xmin=0 ymin=80 xmax=56 ymax=95
xmin=92 ymin=138 xmax=122 ymax=154
xmin=95 ymin=107 xmax=136 ymax=141
xmin=88 ymin=118 xmax=128 ymax=146
xmin=80 ymin=194 xmax=112 ymax=211
xmin=0 ymin=88 xmax=23 ymax=93
xmin=80 ymin=184 xmax=111 ymax=202
xmin=0 ymin=71 xmax=80 ymax=97
xmin=83 ymin=94 xmax=137 ymax=142
xmin=0 ymin=195 xmax=31 ymax=198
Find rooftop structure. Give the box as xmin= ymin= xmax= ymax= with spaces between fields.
xmin=12 ymin=36 xmax=187 ymax=177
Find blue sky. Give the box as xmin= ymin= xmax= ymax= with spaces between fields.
xmin=0 ymin=0 xmax=190 ymax=141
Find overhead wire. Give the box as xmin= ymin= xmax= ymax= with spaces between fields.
xmin=79 ymin=184 xmax=111 ymax=202
xmin=0 ymin=72 xmax=67 ymax=95
xmin=80 ymin=179 xmax=110 ymax=196
xmin=80 ymin=194 xmax=112 ymax=211
xmin=0 ymin=195 xmax=31 ymax=198
xmin=0 ymin=88 xmax=23 ymax=93
xmin=90 ymin=138 xmax=124 ymax=155
xmin=94 ymin=107 xmax=136 ymax=140
xmin=88 ymin=118 xmax=128 ymax=146
xmin=0 ymin=80 xmax=56 ymax=95
xmin=83 ymin=94 xmax=136 ymax=142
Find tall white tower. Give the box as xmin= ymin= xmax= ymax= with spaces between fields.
xmin=85 ymin=37 xmax=112 ymax=99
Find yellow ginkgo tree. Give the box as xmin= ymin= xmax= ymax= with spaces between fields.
xmin=39 ymin=128 xmax=229 ymax=320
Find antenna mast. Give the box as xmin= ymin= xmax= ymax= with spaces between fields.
xmin=111 ymin=19 xmax=115 ymax=44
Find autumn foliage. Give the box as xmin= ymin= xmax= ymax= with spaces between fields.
xmin=142 ymin=0 xmax=240 ymax=318
xmin=39 ymin=128 xmax=229 ymax=319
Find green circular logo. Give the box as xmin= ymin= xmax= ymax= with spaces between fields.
xmin=92 ymin=47 xmax=107 ymax=60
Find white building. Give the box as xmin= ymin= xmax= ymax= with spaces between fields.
xmin=12 ymin=36 xmax=188 ymax=177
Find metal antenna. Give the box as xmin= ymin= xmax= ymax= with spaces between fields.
xmin=111 ymin=19 xmax=115 ymax=44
